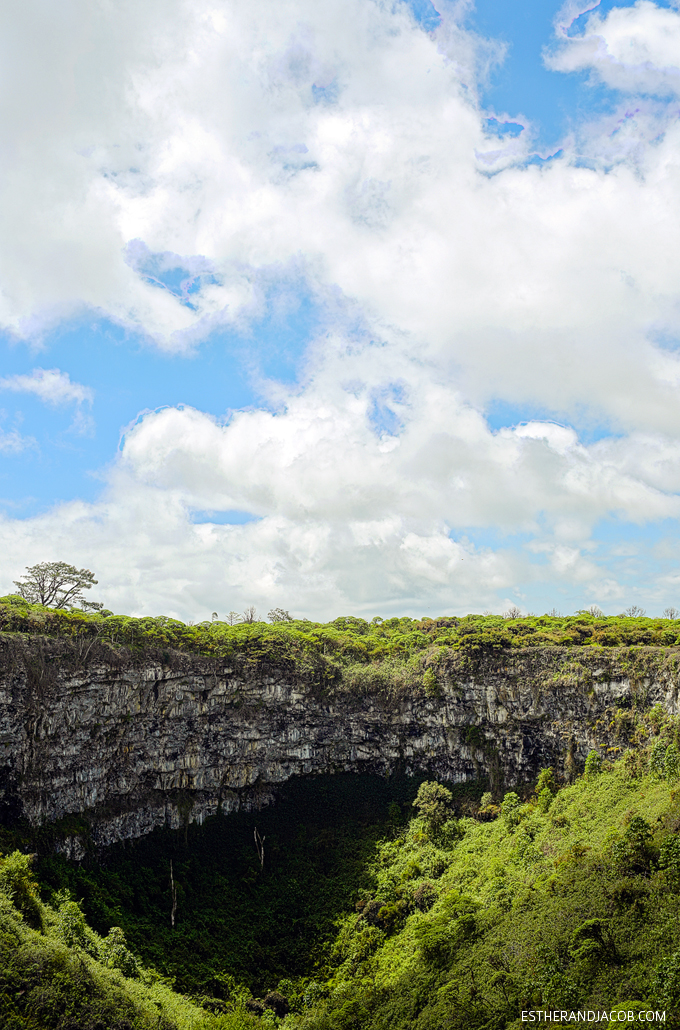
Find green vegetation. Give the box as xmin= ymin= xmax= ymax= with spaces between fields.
xmin=32 ymin=776 xmax=431 ymax=1001
xmin=5 ymin=706 xmax=680 ymax=1025
xmin=291 ymin=741 xmax=680 ymax=1028
xmin=0 ymin=851 xmax=245 ymax=1029
xmin=0 ymin=775 xmax=435 ymax=1030
xmin=3 ymin=594 xmax=680 ymax=692
xmin=6 ymin=598 xmax=680 ymax=1025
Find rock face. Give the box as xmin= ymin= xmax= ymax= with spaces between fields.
xmin=1 ymin=635 xmax=678 ymax=848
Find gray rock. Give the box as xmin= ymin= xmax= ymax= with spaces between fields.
xmin=0 ymin=635 xmax=676 ymax=847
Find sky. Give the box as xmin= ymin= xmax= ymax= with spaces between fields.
xmin=2 ymin=0 xmax=680 ymax=621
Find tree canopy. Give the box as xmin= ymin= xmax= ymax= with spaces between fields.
xmin=13 ymin=561 xmax=103 ymax=611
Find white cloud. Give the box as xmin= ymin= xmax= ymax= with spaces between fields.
xmin=0 ymin=368 xmax=93 ymax=407
xmin=3 ymin=351 xmax=680 ymax=618
xmin=0 ymin=0 xmax=676 ymax=386
xmin=0 ymin=368 xmax=94 ymax=434
xmin=0 ymin=427 xmax=33 ymax=455
xmin=120 ymin=394 xmax=680 ymax=532
xmin=550 ymin=1 xmax=680 ymax=95
xmin=0 ymin=485 xmax=530 ymax=620
xmin=1 ymin=1 xmax=680 ymax=615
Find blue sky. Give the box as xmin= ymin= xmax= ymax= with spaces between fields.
xmin=470 ymin=0 xmax=664 ymax=148
xmin=2 ymin=0 xmax=680 ymax=619
xmin=0 ymin=282 xmax=320 ymax=516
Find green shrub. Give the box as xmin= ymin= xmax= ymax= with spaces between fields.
xmin=414 ymin=902 xmax=477 ymax=967
xmin=651 ymin=950 xmax=680 ymax=1008
xmin=101 ymin=926 xmax=139 ymax=977
xmin=303 ymin=981 xmax=324 ymax=1008
xmin=413 ymin=781 xmax=453 ymax=832
xmin=666 ymin=743 xmax=680 ymax=783
xmin=535 ymin=767 xmax=557 ymax=794
xmin=584 ymin=750 xmax=602 ymax=778
xmin=659 ymin=834 xmax=680 ymax=886
xmin=0 ymin=851 xmax=42 ymax=929
xmin=536 ymin=787 xmax=554 ymax=812
xmin=569 ymin=918 xmax=618 ymax=965
xmin=422 ymin=667 xmax=440 ymax=697
xmin=650 ymin=739 xmax=667 ymax=778
xmin=54 ymin=898 xmax=100 ymax=956
xmin=610 ymin=816 xmax=657 ymax=876
xmin=501 ymin=791 xmax=522 ymax=827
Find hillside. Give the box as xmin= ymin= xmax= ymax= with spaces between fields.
xmin=2 ymin=600 xmax=680 ymax=1026
xmin=2 ymin=701 xmax=680 ymax=1026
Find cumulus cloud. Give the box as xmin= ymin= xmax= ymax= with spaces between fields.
xmin=119 ymin=382 xmax=680 ymax=533
xmin=3 ymin=346 xmax=679 ymax=618
xmin=0 ymin=491 xmax=504 ymax=620
xmin=0 ymin=0 xmax=677 ymax=380
xmin=1 ymin=1 xmax=680 ymax=615
xmin=550 ymin=1 xmax=680 ymax=95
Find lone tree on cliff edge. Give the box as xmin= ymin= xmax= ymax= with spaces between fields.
xmin=13 ymin=561 xmax=103 ymax=611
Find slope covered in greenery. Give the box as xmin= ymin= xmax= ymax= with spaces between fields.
xmin=0 ymin=775 xmax=431 ymax=1030
xmin=0 ymin=848 xmax=252 ymax=1030
xmin=292 ymin=738 xmax=680 ymax=1028
xmin=3 ymin=706 xmax=680 ymax=1027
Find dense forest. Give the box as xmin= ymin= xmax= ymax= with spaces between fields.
xmin=2 ymin=690 xmax=680 ymax=1026
xmin=3 ymin=593 xmax=680 ymax=689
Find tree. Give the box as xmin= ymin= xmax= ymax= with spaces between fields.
xmin=535 ymin=768 xmax=556 ymax=810
xmin=0 ymin=851 xmax=42 ymax=928
xmin=13 ymin=561 xmax=103 ymax=611
xmin=503 ymin=605 xmax=522 ymax=619
xmin=664 ymin=607 xmax=679 ymax=620
xmin=101 ymin=926 xmax=139 ymax=977
xmin=659 ymin=834 xmax=680 ymax=886
xmin=611 ymin=816 xmax=656 ymax=876
xmin=268 ymin=608 xmax=293 ymax=623
xmin=242 ymin=605 xmax=257 ymax=623
xmin=501 ymin=791 xmax=522 ymax=827
xmin=226 ymin=612 xmax=242 ymax=626
xmin=569 ymin=918 xmax=618 ymax=965
xmin=413 ymin=781 xmax=453 ymax=832
xmin=623 ymin=605 xmax=646 ymax=617
xmin=535 ymin=767 xmax=557 ymax=794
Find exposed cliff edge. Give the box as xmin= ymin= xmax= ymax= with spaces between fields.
xmin=1 ymin=634 xmax=679 ymax=850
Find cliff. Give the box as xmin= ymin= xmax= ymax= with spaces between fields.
xmin=1 ymin=634 xmax=678 ymax=850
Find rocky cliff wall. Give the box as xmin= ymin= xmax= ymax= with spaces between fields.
xmin=1 ymin=635 xmax=679 ymax=849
